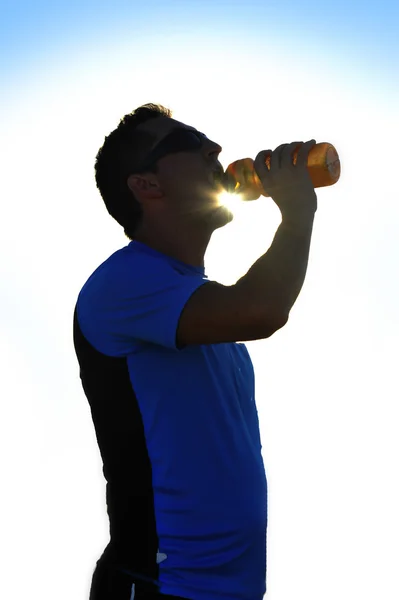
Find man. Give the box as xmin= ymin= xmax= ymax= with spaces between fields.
xmin=73 ymin=103 xmax=317 ymax=600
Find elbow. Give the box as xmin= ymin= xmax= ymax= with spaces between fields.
xmin=263 ymin=312 xmax=289 ymax=337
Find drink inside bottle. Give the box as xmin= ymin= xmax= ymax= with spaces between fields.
xmin=223 ymin=142 xmax=341 ymax=201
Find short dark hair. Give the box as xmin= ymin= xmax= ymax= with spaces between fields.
xmin=95 ymin=103 xmax=173 ymax=240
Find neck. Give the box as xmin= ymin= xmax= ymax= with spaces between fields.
xmin=133 ymin=219 xmax=212 ymax=268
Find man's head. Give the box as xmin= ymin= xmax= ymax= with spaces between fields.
xmin=95 ymin=103 xmax=232 ymax=241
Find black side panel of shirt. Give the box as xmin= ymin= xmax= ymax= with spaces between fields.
xmin=73 ymin=304 xmax=159 ymax=581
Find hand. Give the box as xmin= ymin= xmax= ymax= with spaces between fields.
xmin=254 ymin=140 xmax=318 ymax=218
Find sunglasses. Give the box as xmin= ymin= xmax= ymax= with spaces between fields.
xmin=134 ymin=128 xmax=208 ymax=173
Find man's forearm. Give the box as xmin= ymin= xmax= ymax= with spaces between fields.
xmin=236 ymin=212 xmax=316 ymax=319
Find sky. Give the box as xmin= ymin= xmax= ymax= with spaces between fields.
xmin=1 ymin=1 xmax=399 ymax=599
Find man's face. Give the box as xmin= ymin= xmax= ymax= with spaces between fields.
xmin=131 ymin=117 xmax=233 ymax=231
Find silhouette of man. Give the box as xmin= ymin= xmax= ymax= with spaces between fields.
xmin=73 ymin=103 xmax=317 ymax=600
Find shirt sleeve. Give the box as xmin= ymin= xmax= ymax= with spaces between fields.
xmin=76 ymin=250 xmax=209 ymax=356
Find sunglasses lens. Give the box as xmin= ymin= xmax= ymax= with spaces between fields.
xmin=137 ymin=130 xmax=204 ymax=172
xmin=168 ymin=130 xmax=202 ymax=152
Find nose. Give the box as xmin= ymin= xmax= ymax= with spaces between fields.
xmin=206 ymin=139 xmax=222 ymax=157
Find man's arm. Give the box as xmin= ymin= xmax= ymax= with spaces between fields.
xmin=176 ymin=139 xmax=319 ymax=347
xmin=176 ymin=212 xmax=315 ymax=347
xmin=235 ymin=212 xmax=315 ymax=318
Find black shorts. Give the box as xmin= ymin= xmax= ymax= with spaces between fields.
xmin=89 ymin=544 xmax=190 ymax=600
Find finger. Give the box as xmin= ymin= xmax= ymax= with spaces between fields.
xmin=254 ymin=149 xmax=273 ymax=179
xmin=295 ymin=139 xmax=316 ymax=168
xmin=280 ymin=141 xmax=304 ymax=169
xmin=269 ymin=143 xmax=290 ymax=174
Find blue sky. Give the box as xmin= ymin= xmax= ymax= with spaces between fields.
xmin=1 ymin=2 xmax=399 ymax=600
xmin=1 ymin=0 xmax=398 ymax=85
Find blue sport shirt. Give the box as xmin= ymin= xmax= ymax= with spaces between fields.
xmin=73 ymin=240 xmax=267 ymax=600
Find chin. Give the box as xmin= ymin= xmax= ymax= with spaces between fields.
xmin=209 ymin=204 xmax=234 ymax=231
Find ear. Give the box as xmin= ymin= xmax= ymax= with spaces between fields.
xmin=127 ymin=174 xmax=164 ymax=199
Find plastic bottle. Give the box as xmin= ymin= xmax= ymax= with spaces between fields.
xmin=223 ymin=142 xmax=341 ymax=201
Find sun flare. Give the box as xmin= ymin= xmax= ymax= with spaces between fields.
xmin=217 ymin=191 xmax=244 ymax=216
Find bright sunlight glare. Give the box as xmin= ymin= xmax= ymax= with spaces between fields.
xmin=217 ymin=190 xmax=248 ymax=217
